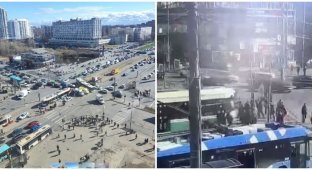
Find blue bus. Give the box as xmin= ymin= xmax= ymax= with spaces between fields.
xmin=157 ymin=123 xmax=312 ymax=168
xmin=0 ymin=144 xmax=10 ymax=162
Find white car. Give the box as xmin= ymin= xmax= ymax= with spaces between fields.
xmin=99 ymin=89 xmax=108 ymax=94
xmin=106 ymin=86 xmax=114 ymax=91
xmin=18 ymin=112 xmax=29 ymax=120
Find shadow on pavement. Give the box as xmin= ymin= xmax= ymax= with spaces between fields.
xmin=136 ymin=142 xmax=146 ymax=146
xmin=129 ymin=138 xmax=136 ymax=142
xmin=143 ymin=117 xmax=155 ymax=124
xmin=50 ymin=154 xmax=59 ymax=158
xmin=144 ymin=148 xmax=154 ymax=153
xmin=48 ymin=150 xmax=56 ymax=154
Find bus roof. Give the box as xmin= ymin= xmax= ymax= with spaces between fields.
xmin=17 ymin=124 xmax=51 ymax=147
xmin=0 ymin=144 xmax=9 ymax=154
xmin=157 ymin=126 xmax=309 ymax=158
xmin=157 ymin=87 xmax=235 ymax=104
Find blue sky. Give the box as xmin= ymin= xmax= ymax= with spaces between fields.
xmin=0 ymin=2 xmax=155 ymax=26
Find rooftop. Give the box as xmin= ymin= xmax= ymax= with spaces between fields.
xmin=157 ymin=86 xmax=236 ymax=104
xmin=157 ymin=123 xmax=312 ymax=158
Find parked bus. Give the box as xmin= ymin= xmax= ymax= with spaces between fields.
xmin=157 ymin=123 xmax=312 ymax=168
xmin=0 ymin=144 xmax=10 ymax=162
xmin=16 ymin=124 xmax=52 ymax=154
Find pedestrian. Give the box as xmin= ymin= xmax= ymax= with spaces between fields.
xmin=96 ymin=131 xmax=99 ymax=136
xmin=58 ymin=150 xmax=61 ymax=155
xmin=304 ymin=66 xmax=307 ymax=76
xmin=135 ymin=133 xmax=137 ymax=139
xmin=56 ymin=145 xmax=59 ymax=151
xmin=302 ymin=103 xmax=308 ymax=123
xmin=59 ymin=159 xmax=61 ymax=164
xmin=117 ymin=124 xmax=119 ymax=128
xmin=73 ymin=133 xmax=75 ymax=138
xmin=125 ymin=124 xmax=127 ymax=129
xmin=64 ymin=134 xmax=66 ymax=139
xmin=256 ymin=99 xmax=264 ymax=119
xmin=57 ymin=133 xmax=60 ymax=138
xmin=80 ymin=134 xmax=82 ymax=140
xmin=146 ymin=138 xmax=149 ymax=143
xmin=226 ymin=112 xmax=233 ymax=126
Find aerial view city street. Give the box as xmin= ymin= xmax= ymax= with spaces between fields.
xmin=0 ymin=2 xmax=155 ymax=168
xmin=157 ymin=2 xmax=312 ymax=168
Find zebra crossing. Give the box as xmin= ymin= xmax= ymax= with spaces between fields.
xmin=111 ymin=108 xmax=131 ymax=124
xmin=44 ymin=110 xmax=64 ymax=126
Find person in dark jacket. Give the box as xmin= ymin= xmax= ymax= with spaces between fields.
xmin=302 ymin=103 xmax=307 ymax=123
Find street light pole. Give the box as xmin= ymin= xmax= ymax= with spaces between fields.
xmin=186 ymin=2 xmax=202 ymax=168
xmin=129 ymin=101 xmax=133 ymax=131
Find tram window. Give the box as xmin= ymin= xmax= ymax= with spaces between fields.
xmin=211 ymin=155 xmax=214 ymax=160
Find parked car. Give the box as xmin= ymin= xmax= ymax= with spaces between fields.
xmin=10 ymin=128 xmax=23 ymax=138
xmin=112 ymin=90 xmax=123 ymax=98
xmin=106 ymin=86 xmax=114 ymax=91
xmin=25 ymin=121 xmax=40 ymax=129
xmin=13 ymin=133 xmax=25 ymax=143
xmin=17 ymin=112 xmax=29 ymax=120
xmin=118 ymin=84 xmax=125 ymax=89
xmin=31 ymin=85 xmax=39 ymax=90
xmin=29 ymin=125 xmax=42 ymax=133
xmin=99 ymin=89 xmax=108 ymax=94
xmin=112 ymin=82 xmax=118 ymax=86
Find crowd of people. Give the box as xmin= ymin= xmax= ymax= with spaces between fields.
xmin=216 ymin=98 xmax=293 ymax=126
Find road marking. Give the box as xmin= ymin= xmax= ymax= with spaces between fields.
xmin=50 ymin=116 xmax=60 ymax=122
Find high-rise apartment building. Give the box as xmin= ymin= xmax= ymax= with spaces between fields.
xmin=50 ymin=18 xmax=105 ymax=47
xmin=0 ymin=7 xmax=8 ymax=40
xmin=134 ymin=27 xmax=152 ymax=42
xmin=110 ymin=26 xmax=152 ymax=43
xmin=18 ymin=19 xmax=33 ymax=39
xmin=8 ymin=20 xmax=21 ymax=39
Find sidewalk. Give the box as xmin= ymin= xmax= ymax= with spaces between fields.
xmin=24 ymin=121 xmax=154 ymax=168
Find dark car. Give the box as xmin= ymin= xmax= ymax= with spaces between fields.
xmin=35 ymin=82 xmax=43 ymax=87
xmin=112 ymin=82 xmax=118 ymax=86
xmin=13 ymin=133 xmax=25 ymax=143
xmin=112 ymin=90 xmax=122 ymax=98
xmin=53 ymin=83 xmax=61 ymax=88
xmin=10 ymin=128 xmax=23 ymax=138
xmin=31 ymin=85 xmax=39 ymax=90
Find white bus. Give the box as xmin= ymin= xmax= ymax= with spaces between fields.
xmin=16 ymin=125 xmax=52 ymax=154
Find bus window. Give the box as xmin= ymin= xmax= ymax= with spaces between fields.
xmin=290 ymin=142 xmax=306 ymax=168
xmin=307 ymin=138 xmax=312 ymax=168
xmin=236 ymin=149 xmax=255 ymax=168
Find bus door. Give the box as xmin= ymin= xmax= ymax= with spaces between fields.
xmin=290 ymin=140 xmax=306 ymax=168
xmin=306 ymin=137 xmax=312 ymax=168
xmin=236 ymin=148 xmax=256 ymax=168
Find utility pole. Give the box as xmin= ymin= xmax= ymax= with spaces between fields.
xmin=167 ymin=2 xmax=170 ymax=71
xmin=186 ymin=2 xmax=202 ymax=168
xmin=302 ymin=2 xmax=306 ymax=75
xmin=280 ymin=2 xmax=287 ymax=80
xmin=129 ymin=100 xmax=134 ymax=131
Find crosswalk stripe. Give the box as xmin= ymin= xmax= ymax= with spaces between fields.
xmin=54 ymin=119 xmax=62 ymax=125
xmin=46 ymin=112 xmax=58 ymax=119
xmin=50 ymin=116 xmax=60 ymax=122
